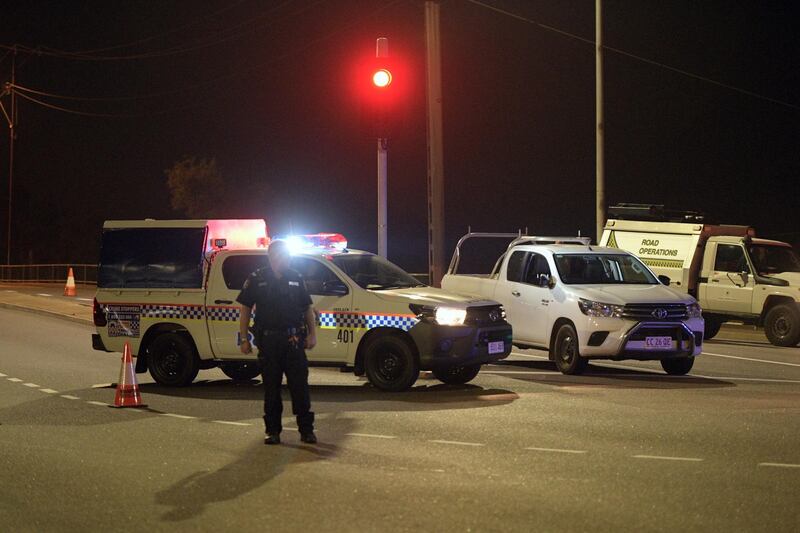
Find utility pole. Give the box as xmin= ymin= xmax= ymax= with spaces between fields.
xmin=375 ymin=37 xmax=389 ymax=258
xmin=595 ymin=0 xmax=605 ymax=243
xmin=425 ymin=1 xmax=445 ymax=286
xmin=0 ymin=47 xmax=16 ymax=265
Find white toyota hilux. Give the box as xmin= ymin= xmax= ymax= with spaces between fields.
xmin=441 ymin=233 xmax=704 ymax=375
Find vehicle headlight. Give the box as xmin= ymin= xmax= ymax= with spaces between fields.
xmin=434 ymin=306 xmax=467 ymax=326
xmin=578 ymin=298 xmax=624 ymax=319
xmin=687 ymin=302 xmax=702 ymax=318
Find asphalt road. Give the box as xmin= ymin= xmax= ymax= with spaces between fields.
xmin=1 ymin=306 xmax=799 ymax=532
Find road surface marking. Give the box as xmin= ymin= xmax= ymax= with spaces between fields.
xmin=23 ymin=382 xmax=40 ymax=388
xmin=510 ymin=352 xmax=549 ymax=360
xmin=77 ymin=297 xmax=93 ymax=301
xmin=60 ymin=395 xmax=80 ymax=400
xmin=703 ymin=351 xmax=800 ymax=368
xmin=633 ymin=455 xmax=703 ymax=462
xmin=698 ymin=375 xmax=800 ymax=385
xmin=161 ymin=413 xmax=197 ymax=420
xmin=346 ymin=433 xmax=397 ymax=439
xmin=40 ymin=388 xmax=58 ymax=394
xmin=0 ymin=372 xmax=5 ymax=377
xmin=482 ymin=370 xmax=561 ymax=375
xmin=92 ymin=383 xmax=113 ymax=388
xmin=3 ymin=289 xmax=17 ymax=292
xmin=87 ymin=401 xmax=110 ymax=407
xmin=8 ymin=377 xmax=23 ymax=382
xmin=213 ymin=420 xmax=251 ymax=427
xmin=525 ymin=447 xmax=588 ymax=454
xmin=758 ymin=462 xmax=800 ymax=469
xmin=429 ymin=439 xmax=485 ymax=447
xmin=36 ymin=293 xmax=53 ymax=297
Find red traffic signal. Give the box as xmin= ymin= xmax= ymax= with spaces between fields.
xmin=372 ymin=68 xmax=392 ymax=88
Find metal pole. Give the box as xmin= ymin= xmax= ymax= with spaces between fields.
xmin=7 ymin=48 xmax=15 ymax=265
xmin=595 ymin=0 xmax=605 ymax=244
xmin=377 ymin=138 xmax=388 ymax=257
xmin=376 ymin=37 xmax=389 ymax=258
xmin=425 ymin=1 xmax=445 ymax=287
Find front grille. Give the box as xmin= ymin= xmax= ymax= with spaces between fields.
xmin=465 ymin=305 xmax=507 ymax=326
xmin=622 ymin=303 xmax=688 ymax=321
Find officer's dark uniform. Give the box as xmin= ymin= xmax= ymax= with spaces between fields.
xmin=236 ymin=266 xmax=314 ymax=437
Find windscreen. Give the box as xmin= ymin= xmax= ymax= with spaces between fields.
xmin=554 ymin=254 xmax=658 ymax=285
xmin=331 ymin=254 xmax=424 ymax=290
xmin=98 ymin=227 xmax=206 ymax=288
xmin=749 ymin=244 xmax=800 ymax=274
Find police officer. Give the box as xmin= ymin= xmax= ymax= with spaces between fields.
xmin=237 ymin=239 xmax=318 ymax=445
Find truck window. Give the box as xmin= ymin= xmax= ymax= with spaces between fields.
xmin=221 ymin=255 xmax=270 ymax=290
xmin=523 ymin=253 xmax=551 ymax=285
xmin=291 ymin=257 xmax=342 ymax=295
xmin=748 ymin=244 xmax=800 ymax=274
xmin=554 ymin=254 xmax=658 ymax=284
xmin=98 ymin=227 xmax=206 ymax=289
xmin=506 ymin=251 xmax=529 ymax=282
xmin=714 ymin=245 xmax=749 ymax=273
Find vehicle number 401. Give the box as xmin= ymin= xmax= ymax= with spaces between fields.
xmin=337 ymin=329 xmax=355 ymax=343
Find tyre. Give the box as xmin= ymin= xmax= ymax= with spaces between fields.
xmin=703 ymin=316 xmax=722 ymax=340
xmin=764 ymin=304 xmax=800 ymax=347
xmin=661 ymin=357 xmax=694 ymax=375
xmin=364 ymin=334 xmax=419 ymax=392
xmin=220 ymin=361 xmax=261 ymax=382
xmin=551 ymin=323 xmax=588 ymax=375
xmin=432 ymin=364 xmax=481 ymax=385
xmin=148 ymin=333 xmax=200 ymax=386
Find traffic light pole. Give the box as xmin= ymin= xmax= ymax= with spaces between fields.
xmin=377 ymin=137 xmax=388 ymax=257
xmin=595 ymin=0 xmax=606 ymax=243
xmin=425 ymin=1 xmax=445 ymax=287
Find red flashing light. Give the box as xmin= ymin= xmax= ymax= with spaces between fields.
xmin=205 ymin=219 xmax=270 ymax=252
xmin=372 ymin=69 xmax=392 ymax=88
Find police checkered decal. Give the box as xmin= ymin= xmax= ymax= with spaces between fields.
xmin=318 ymin=311 xmax=417 ymax=331
xmin=141 ymin=304 xmax=205 ymax=320
xmin=206 ymin=306 xmax=241 ymax=322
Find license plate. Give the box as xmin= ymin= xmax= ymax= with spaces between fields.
xmin=645 ymin=336 xmax=673 ymax=349
xmin=488 ymin=341 xmax=505 ymax=354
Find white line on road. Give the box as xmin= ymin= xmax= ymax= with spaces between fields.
xmin=7 ymin=377 xmax=22 ymax=382
xmin=758 ymin=462 xmax=800 ymax=469
xmin=633 ymin=455 xmax=703 ymax=462
xmin=482 ymin=370 xmax=562 ymax=375
xmin=160 ymin=413 xmax=197 ymax=420
xmin=346 ymin=432 xmax=397 ymax=439
xmin=77 ymin=297 xmax=93 ymax=301
xmin=703 ymin=351 xmax=800 ymax=368
xmin=60 ymin=395 xmax=80 ymax=400
xmin=0 ymin=372 xmax=5 ymax=377
xmin=35 ymin=293 xmax=53 ymax=297
xmin=23 ymin=382 xmax=40 ymax=388
xmin=92 ymin=383 xmax=113 ymax=388
xmin=39 ymin=388 xmax=58 ymax=394
xmin=212 ymin=420 xmax=251 ymax=427
xmin=429 ymin=439 xmax=485 ymax=447
xmin=525 ymin=447 xmax=588 ymax=454
xmin=86 ymin=401 xmax=109 ymax=407
xmin=510 ymin=352 xmax=549 ymax=359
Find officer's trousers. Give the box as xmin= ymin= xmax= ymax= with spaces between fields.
xmin=258 ymin=333 xmax=314 ymax=435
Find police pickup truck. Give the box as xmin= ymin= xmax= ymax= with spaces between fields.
xmin=92 ymin=220 xmax=512 ymax=391
xmin=441 ymin=233 xmax=704 ymax=375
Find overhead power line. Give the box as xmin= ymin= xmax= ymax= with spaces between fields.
xmin=465 ymin=0 xmax=800 ymax=112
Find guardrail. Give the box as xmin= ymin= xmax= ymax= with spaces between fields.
xmin=0 ymin=264 xmax=97 ymax=285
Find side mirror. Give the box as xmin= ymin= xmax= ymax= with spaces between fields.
xmin=321 ymin=279 xmax=348 ymax=296
xmin=536 ymin=273 xmax=550 ymax=288
xmin=658 ymin=275 xmax=671 ymax=286
xmin=739 ymin=271 xmax=749 ymax=285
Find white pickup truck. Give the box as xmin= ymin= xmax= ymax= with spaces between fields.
xmin=441 ymin=233 xmax=704 ymax=375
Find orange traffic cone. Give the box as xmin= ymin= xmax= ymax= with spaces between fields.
xmin=63 ymin=267 xmax=77 ymax=297
xmin=113 ymin=342 xmax=147 ymax=408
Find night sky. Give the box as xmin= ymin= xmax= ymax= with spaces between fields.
xmin=2 ymin=0 xmax=799 ymax=272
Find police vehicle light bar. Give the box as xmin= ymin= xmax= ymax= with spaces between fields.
xmin=283 ymin=233 xmax=348 ymax=253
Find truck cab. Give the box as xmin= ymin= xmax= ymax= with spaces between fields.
xmin=92 ymin=220 xmax=512 ymax=391
xmin=601 ymin=204 xmax=800 ymax=346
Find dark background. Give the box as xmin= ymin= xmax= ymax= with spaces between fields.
xmin=2 ymin=0 xmax=798 ymax=272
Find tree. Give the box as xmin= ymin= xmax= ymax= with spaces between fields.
xmin=165 ymin=156 xmax=229 ymax=218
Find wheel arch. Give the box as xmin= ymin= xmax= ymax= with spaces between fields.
xmin=759 ymin=295 xmax=797 ymax=326
xmin=354 ymin=327 xmax=419 ymax=376
xmin=137 ymin=323 xmax=199 ymax=373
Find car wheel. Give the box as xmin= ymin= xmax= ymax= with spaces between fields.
xmin=661 ymin=357 xmax=694 ymax=375
xmin=364 ymin=335 xmax=419 ymax=392
xmin=764 ymin=304 xmax=800 ymax=347
xmin=148 ymin=333 xmax=200 ymax=386
xmin=703 ymin=316 xmax=722 ymax=340
xmin=432 ymin=364 xmax=481 ymax=385
xmin=220 ymin=361 xmax=261 ymax=382
xmin=552 ymin=324 xmax=587 ymax=375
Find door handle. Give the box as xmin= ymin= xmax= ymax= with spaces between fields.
xmin=511 ymin=290 xmax=521 ymax=297
xmin=710 ymin=279 xmax=719 ymax=283
xmin=214 ymin=299 xmax=233 ymax=305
